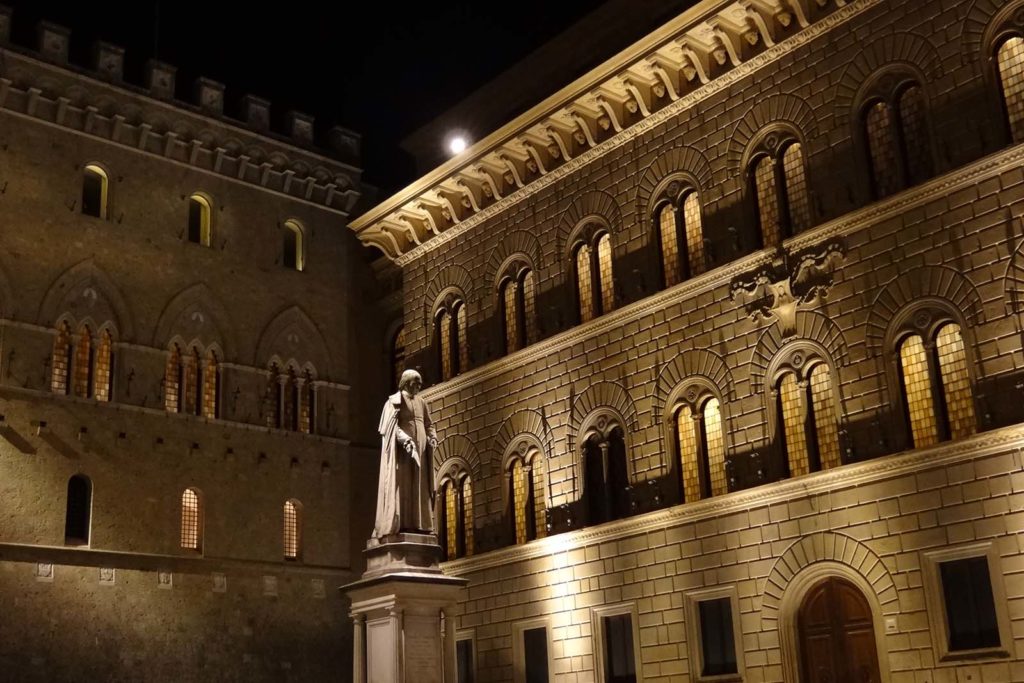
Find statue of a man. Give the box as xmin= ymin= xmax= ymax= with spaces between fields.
xmin=373 ymin=369 xmax=438 ymax=538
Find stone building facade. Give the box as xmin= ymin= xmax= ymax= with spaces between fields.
xmin=0 ymin=11 xmax=389 ymax=682
xmin=351 ymin=0 xmax=1024 ymax=681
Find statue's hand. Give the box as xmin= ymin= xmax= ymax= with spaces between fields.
xmin=403 ymin=439 xmax=416 ymax=455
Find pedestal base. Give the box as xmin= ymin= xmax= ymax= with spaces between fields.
xmin=344 ymin=534 xmax=467 ymax=683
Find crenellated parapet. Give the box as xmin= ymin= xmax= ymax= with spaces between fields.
xmin=0 ymin=7 xmax=362 ymax=216
xmin=349 ymin=0 xmax=871 ymax=260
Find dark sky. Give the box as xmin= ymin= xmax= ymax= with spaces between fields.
xmin=5 ymin=0 xmax=602 ymax=188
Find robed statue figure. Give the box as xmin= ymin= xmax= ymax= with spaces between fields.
xmin=373 ymin=369 xmax=438 ymax=538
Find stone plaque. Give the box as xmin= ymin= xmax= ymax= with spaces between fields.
xmin=404 ymin=615 xmax=442 ymax=683
xmin=367 ymin=617 xmax=396 ymax=682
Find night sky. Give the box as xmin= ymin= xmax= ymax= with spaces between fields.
xmin=4 ymin=0 xmax=602 ymax=189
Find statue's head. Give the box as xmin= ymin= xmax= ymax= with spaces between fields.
xmin=398 ymin=369 xmax=423 ymax=396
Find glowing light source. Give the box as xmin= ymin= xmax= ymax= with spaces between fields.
xmin=448 ymin=135 xmax=468 ymax=155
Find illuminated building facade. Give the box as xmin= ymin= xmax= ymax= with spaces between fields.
xmin=351 ymin=0 xmax=1024 ymax=680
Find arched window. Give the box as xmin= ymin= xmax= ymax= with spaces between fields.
xmin=505 ymin=445 xmax=547 ymax=545
xmin=390 ymin=325 xmax=406 ymax=390
xmin=574 ymin=229 xmax=615 ymax=323
xmin=673 ymin=391 xmax=727 ymax=503
xmin=897 ymin=322 xmax=976 ymax=448
xmin=180 ymin=488 xmax=203 ymax=552
xmin=182 ymin=347 xmax=201 ymax=415
xmin=202 ymin=350 xmax=219 ymax=419
xmin=581 ymin=421 xmax=630 ymax=526
xmin=164 ymin=344 xmax=182 ymax=412
xmin=750 ymin=137 xmax=810 ymax=248
xmin=82 ymin=164 xmax=108 ymax=219
xmin=438 ymin=471 xmax=474 ymax=560
xmin=72 ymin=325 xmax=93 ymax=398
xmin=283 ymin=220 xmax=305 ymax=271
xmin=997 ymin=36 xmax=1024 ymax=143
xmin=65 ymin=474 xmax=92 ymax=546
xmin=93 ymin=329 xmax=113 ymax=402
xmin=862 ymin=79 xmax=932 ymax=198
xmin=499 ymin=262 xmax=537 ymax=354
xmin=51 ymin=321 xmax=72 ymax=395
xmin=435 ymin=295 xmax=469 ymax=381
xmin=187 ymin=194 xmax=213 ymax=246
xmin=300 ymin=369 xmax=316 ymax=434
xmin=264 ymin=364 xmax=314 ymax=432
xmin=283 ymin=499 xmax=302 ymax=560
xmin=655 ymin=185 xmax=705 ymax=288
xmin=775 ymin=362 xmax=841 ymax=478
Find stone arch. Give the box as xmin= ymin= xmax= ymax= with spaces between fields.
xmin=38 ymin=259 xmax=134 ymax=339
xmin=555 ymin=189 xmax=623 ymax=258
xmin=481 ymin=230 xmax=541 ymax=298
xmin=760 ymin=531 xmax=900 ymax=631
xmin=653 ymin=348 xmax=735 ymax=423
xmin=255 ymin=306 xmax=332 ymax=377
xmin=750 ymin=312 xmax=850 ymax=396
xmin=1003 ymin=233 xmax=1024 ymax=317
xmin=432 ymin=433 xmax=483 ymax=484
xmin=153 ymin=284 xmax=236 ymax=358
xmin=570 ymin=381 xmax=639 ymax=446
xmin=833 ymin=32 xmax=943 ymax=128
xmin=635 ymin=143 xmax=714 ymax=222
xmin=866 ymin=267 xmax=983 ymax=357
xmin=492 ymin=408 xmax=554 ymax=463
xmin=961 ymin=0 xmax=1024 ymax=65
xmin=422 ymin=264 xmax=474 ymax=332
xmin=727 ymin=94 xmax=820 ymax=174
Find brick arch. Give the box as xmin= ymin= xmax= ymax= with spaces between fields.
xmin=727 ymin=94 xmax=820 ymax=174
xmin=153 ymin=284 xmax=236 ymax=358
xmin=634 ymin=143 xmax=714 ymax=220
xmin=570 ymin=380 xmax=639 ymax=442
xmin=492 ymin=408 xmax=554 ymax=462
xmin=750 ymin=312 xmax=850 ymax=395
xmin=433 ymin=433 xmax=483 ymax=484
xmin=555 ymin=189 xmax=623 ymax=258
xmin=833 ymin=32 xmax=943 ymax=128
xmin=481 ymin=230 xmax=541 ymax=297
xmin=961 ymin=0 xmax=1024 ymax=65
xmin=866 ymin=267 xmax=983 ymax=357
xmin=760 ymin=531 xmax=900 ymax=629
xmin=653 ymin=348 xmax=735 ymax=423
xmin=422 ymin=264 xmax=474 ymax=333
xmin=255 ymin=305 xmax=332 ymax=377
xmin=38 ymin=259 xmax=135 ymax=339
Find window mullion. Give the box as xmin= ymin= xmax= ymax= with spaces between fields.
xmin=925 ymin=340 xmax=951 ymax=441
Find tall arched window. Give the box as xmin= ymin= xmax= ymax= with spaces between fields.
xmin=862 ymin=79 xmax=932 ymax=198
xmin=897 ymin=321 xmax=976 ymax=448
xmin=505 ymin=445 xmax=547 ymax=545
xmin=283 ymin=499 xmax=302 ymax=560
xmin=390 ymin=325 xmax=406 ymax=390
xmin=655 ymin=184 xmax=705 ymax=288
xmin=775 ymin=362 xmax=841 ymax=478
xmin=51 ymin=321 xmax=72 ymax=395
xmin=438 ymin=470 xmax=474 ymax=560
xmin=581 ymin=421 xmax=630 ymax=526
xmin=65 ymin=474 xmax=92 ymax=546
xmin=283 ymin=220 xmax=305 ymax=271
xmin=202 ymin=350 xmax=219 ymax=419
xmin=574 ymin=229 xmax=614 ymax=323
xmin=82 ymin=164 xmax=108 ymax=219
xmin=673 ymin=390 xmax=727 ymax=503
xmin=499 ymin=262 xmax=537 ymax=354
xmin=165 ymin=344 xmax=182 ymax=412
xmin=188 ymin=194 xmax=213 ymax=246
xmin=73 ymin=325 xmax=93 ymax=398
xmin=750 ymin=136 xmax=810 ymax=248
xmin=435 ymin=294 xmax=469 ymax=381
xmin=93 ymin=329 xmax=113 ymax=402
xmin=180 ymin=488 xmax=203 ymax=552
xmin=997 ymin=36 xmax=1024 ymax=143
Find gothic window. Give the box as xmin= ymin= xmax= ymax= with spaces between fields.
xmin=283 ymin=499 xmax=302 ymax=560
xmin=498 ymin=261 xmax=537 ymax=354
xmin=202 ymin=350 xmax=220 ymax=419
xmin=188 ymin=194 xmax=212 ymax=246
xmin=435 ymin=294 xmax=469 ymax=381
xmin=390 ymin=325 xmax=406 ymax=390
xmin=573 ymin=228 xmax=615 ymax=323
xmin=505 ymin=442 xmax=547 ymax=545
xmin=283 ymin=219 xmax=305 ymax=271
xmin=581 ymin=418 xmax=630 ymax=526
xmin=183 ymin=347 xmax=201 ymax=415
xmin=773 ymin=356 xmax=842 ymax=478
xmin=180 ymin=488 xmax=202 ymax=552
xmin=749 ymin=134 xmax=810 ymax=248
xmin=654 ymin=181 xmax=705 ymax=288
xmin=438 ymin=470 xmax=474 ymax=560
xmin=73 ymin=325 xmax=92 ymax=398
xmin=671 ymin=387 xmax=727 ymax=504
xmin=165 ymin=344 xmax=182 ymax=412
xmin=896 ymin=316 xmax=976 ymax=448
xmin=65 ymin=474 xmax=92 ymax=546
xmin=997 ymin=36 xmax=1024 ymax=143
xmin=51 ymin=321 xmax=72 ymax=395
xmin=264 ymin=365 xmax=315 ymax=432
xmin=861 ymin=77 xmax=933 ymax=198
xmin=93 ymin=329 xmax=113 ymax=402
xmin=82 ymin=164 xmax=108 ymax=219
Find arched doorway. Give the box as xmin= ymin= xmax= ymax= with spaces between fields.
xmin=798 ymin=577 xmax=881 ymax=683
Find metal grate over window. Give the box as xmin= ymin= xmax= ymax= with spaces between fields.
xmin=283 ymin=500 xmax=300 ymax=560
xmin=180 ymin=488 xmax=201 ymax=551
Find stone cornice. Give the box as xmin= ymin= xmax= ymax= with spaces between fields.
xmin=0 ymin=50 xmax=361 ymax=217
xmin=442 ymin=424 xmax=1024 ymax=574
xmin=420 ymin=141 xmax=1024 ymax=403
xmin=350 ymin=0 xmax=878 ymax=261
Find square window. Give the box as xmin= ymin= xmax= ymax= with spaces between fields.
xmin=592 ymin=603 xmax=641 ymax=683
xmin=684 ymin=586 xmax=745 ymax=681
xmin=513 ymin=619 xmax=554 ymax=683
xmin=456 ymin=636 xmax=475 ymax=683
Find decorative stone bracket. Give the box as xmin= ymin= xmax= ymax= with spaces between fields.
xmin=730 ymin=240 xmax=845 ymax=336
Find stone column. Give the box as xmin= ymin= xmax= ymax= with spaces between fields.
xmin=352 ymin=613 xmax=366 ymax=683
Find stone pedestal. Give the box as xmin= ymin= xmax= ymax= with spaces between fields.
xmin=344 ymin=533 xmax=467 ymax=683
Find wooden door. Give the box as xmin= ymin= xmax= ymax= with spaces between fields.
xmin=798 ymin=577 xmax=881 ymax=683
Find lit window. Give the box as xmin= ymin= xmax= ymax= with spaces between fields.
xmin=73 ymin=325 xmax=92 ymax=398
xmin=658 ymin=203 xmax=680 ymax=287
xmin=752 ymin=136 xmax=810 ymax=247
xmin=93 ymin=329 xmax=113 ymax=402
xmin=998 ymin=36 xmax=1024 ymax=143
xmin=936 ymin=323 xmax=976 ymax=440
xmin=899 ymin=334 xmax=939 ymax=448
xmin=391 ymin=325 xmax=406 ymax=390
xmin=782 ymin=142 xmax=809 ymax=233
xmin=683 ymin=191 xmax=704 ymax=277
xmin=51 ymin=321 xmax=72 ymax=395
xmin=283 ymin=499 xmax=302 ymax=560
xmin=443 ymin=481 xmax=458 ymax=559
xmin=180 ymin=488 xmax=202 ymax=551
xmin=65 ymin=474 xmax=92 ymax=546
xmin=438 ymin=310 xmax=453 ymax=381
xmin=188 ymin=194 xmax=212 ymax=246
xmin=777 ymin=363 xmax=840 ymax=478
xmin=439 ymin=472 xmax=474 ymax=560
xmin=503 ymin=278 xmax=520 ymax=354
xmin=778 ymin=373 xmax=809 ymax=478
xmin=283 ymin=220 xmax=305 ymax=271
xmin=808 ymin=364 xmax=841 ymax=471
xmin=575 ymin=243 xmax=594 ymax=323
xmin=511 ymin=459 xmax=529 ymax=545
xmin=676 ymin=395 xmax=727 ymax=503
xmin=182 ymin=347 xmax=201 ymax=415
xmin=202 ymin=350 xmax=219 ymax=419
xmin=753 ymin=154 xmax=780 ymax=248
xmin=461 ymin=476 xmax=474 ymax=557
xmin=596 ymin=233 xmax=614 ymax=315
xmin=82 ymin=164 xmax=108 ymax=219
xmin=520 ymin=269 xmax=537 ymax=345
xmin=165 ymin=344 xmax=182 ymax=412
xmin=863 ymin=82 xmax=931 ymax=198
